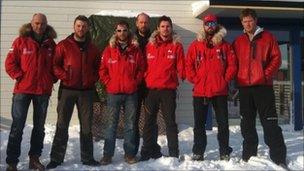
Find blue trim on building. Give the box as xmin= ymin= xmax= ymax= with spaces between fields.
xmin=290 ymin=28 xmax=303 ymax=131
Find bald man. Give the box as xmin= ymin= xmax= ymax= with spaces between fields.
xmin=5 ymin=13 xmax=57 ymax=171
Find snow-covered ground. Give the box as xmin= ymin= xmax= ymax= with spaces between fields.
xmin=1 ymin=124 xmax=303 ymax=170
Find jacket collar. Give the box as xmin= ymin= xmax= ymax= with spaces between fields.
xmin=196 ymin=25 xmax=227 ymax=45
xmin=149 ymin=30 xmax=181 ymax=45
xmin=19 ymin=23 xmax=57 ymax=39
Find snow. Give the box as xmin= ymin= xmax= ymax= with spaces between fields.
xmin=95 ymin=10 xmax=161 ymax=17
xmin=1 ymin=124 xmax=303 ymax=170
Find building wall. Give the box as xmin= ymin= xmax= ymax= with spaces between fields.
xmin=1 ymin=0 xmax=202 ymax=126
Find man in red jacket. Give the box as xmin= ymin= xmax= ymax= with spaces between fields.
xmin=233 ymin=8 xmax=287 ymax=166
xmin=186 ymin=14 xmax=237 ymax=161
xmin=99 ymin=20 xmax=145 ymax=165
xmin=47 ymin=15 xmax=100 ymax=169
xmin=140 ymin=15 xmax=185 ymax=161
xmin=5 ymin=13 xmax=57 ymax=171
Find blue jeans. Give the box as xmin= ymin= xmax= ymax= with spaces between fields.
xmin=6 ymin=93 xmax=49 ymax=164
xmin=103 ymin=93 xmax=138 ymax=157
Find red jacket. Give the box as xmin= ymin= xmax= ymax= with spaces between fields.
xmin=54 ymin=34 xmax=100 ymax=90
xmin=186 ymin=26 xmax=237 ymax=97
xmin=145 ymin=31 xmax=185 ymax=90
xmin=5 ymin=23 xmax=57 ymax=95
xmin=99 ymin=35 xmax=145 ymax=94
xmin=233 ymin=28 xmax=281 ymax=86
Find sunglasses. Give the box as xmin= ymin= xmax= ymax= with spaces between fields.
xmin=205 ymin=22 xmax=217 ymax=27
xmin=116 ymin=29 xmax=128 ymax=32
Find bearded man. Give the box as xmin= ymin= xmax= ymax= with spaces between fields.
xmin=47 ymin=15 xmax=100 ymax=169
xmin=186 ymin=14 xmax=237 ymax=161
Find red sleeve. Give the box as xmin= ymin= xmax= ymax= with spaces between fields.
xmin=264 ymin=36 xmax=281 ymax=80
xmin=5 ymin=37 xmax=23 ymax=80
xmin=185 ymin=42 xmax=198 ymax=84
xmin=224 ymin=43 xmax=237 ymax=82
xmin=53 ymin=42 xmax=68 ymax=81
xmin=99 ymin=46 xmax=111 ymax=85
xmin=176 ymin=43 xmax=185 ymax=80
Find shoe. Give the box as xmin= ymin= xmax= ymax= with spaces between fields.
xmin=139 ymin=155 xmax=150 ymax=161
xmin=192 ymin=154 xmax=204 ymax=161
xmin=178 ymin=155 xmax=185 ymax=162
xmin=151 ymin=152 xmax=162 ymax=159
xmin=46 ymin=161 xmax=61 ymax=169
xmin=124 ymin=155 xmax=137 ymax=164
xmin=6 ymin=164 xmax=17 ymax=171
xmin=29 ymin=155 xmax=45 ymax=171
xmin=100 ymin=156 xmax=112 ymax=165
xmin=220 ymin=154 xmax=230 ymax=161
xmin=278 ymin=163 xmax=289 ymax=170
xmin=140 ymin=152 xmax=162 ymax=161
xmin=83 ymin=160 xmax=100 ymax=166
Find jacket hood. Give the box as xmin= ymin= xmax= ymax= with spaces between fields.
xmin=196 ymin=25 xmax=227 ymax=45
xmin=109 ymin=33 xmax=139 ymax=48
xmin=149 ymin=30 xmax=182 ymax=45
xmin=19 ymin=23 xmax=57 ymax=39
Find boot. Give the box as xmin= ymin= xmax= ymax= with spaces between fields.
xmin=100 ymin=156 xmax=112 ymax=165
xmin=82 ymin=159 xmax=100 ymax=166
xmin=192 ymin=154 xmax=204 ymax=161
xmin=6 ymin=163 xmax=17 ymax=171
xmin=46 ymin=161 xmax=61 ymax=169
xmin=29 ymin=155 xmax=45 ymax=171
xmin=124 ymin=154 xmax=137 ymax=164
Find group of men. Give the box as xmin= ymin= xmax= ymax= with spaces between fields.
xmin=4 ymin=8 xmax=287 ymax=171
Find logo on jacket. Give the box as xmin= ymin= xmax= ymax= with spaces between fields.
xmin=147 ymin=53 xmax=155 ymax=59
xmin=22 ymin=48 xmax=33 ymax=55
xmin=8 ymin=48 xmax=14 ymax=53
xmin=128 ymin=59 xmax=135 ymax=63
xmin=108 ymin=58 xmax=118 ymax=64
xmin=167 ymin=49 xmax=175 ymax=59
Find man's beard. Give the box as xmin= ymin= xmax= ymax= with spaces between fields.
xmin=75 ymin=32 xmax=86 ymax=40
xmin=118 ymin=36 xmax=128 ymax=42
xmin=206 ymin=29 xmax=216 ymax=36
xmin=139 ymin=27 xmax=148 ymax=35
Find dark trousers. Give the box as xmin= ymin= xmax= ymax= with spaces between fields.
xmin=141 ymin=89 xmax=179 ymax=157
xmin=6 ymin=94 xmax=49 ymax=164
xmin=239 ymin=85 xmax=286 ymax=164
xmin=103 ymin=93 xmax=138 ymax=157
xmin=49 ymin=89 xmax=95 ymax=163
xmin=192 ymin=96 xmax=231 ymax=156
xmin=134 ymin=83 xmax=158 ymax=155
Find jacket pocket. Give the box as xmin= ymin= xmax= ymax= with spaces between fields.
xmin=212 ymin=75 xmax=227 ymax=94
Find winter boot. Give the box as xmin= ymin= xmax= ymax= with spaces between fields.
xmin=6 ymin=163 xmax=17 ymax=171
xmin=46 ymin=161 xmax=61 ymax=169
xmin=29 ymin=155 xmax=45 ymax=171
xmin=124 ymin=154 xmax=137 ymax=164
xmin=100 ymin=156 xmax=112 ymax=165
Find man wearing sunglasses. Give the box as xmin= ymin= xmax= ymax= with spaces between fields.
xmin=186 ymin=14 xmax=236 ymax=161
xmin=99 ymin=20 xmax=145 ymax=165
